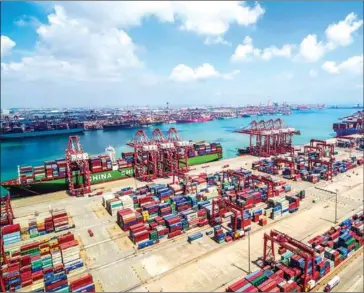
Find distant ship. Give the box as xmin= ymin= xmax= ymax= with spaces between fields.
xmin=0 ymin=121 xmax=84 ymax=140
xmin=176 ymin=115 xmax=213 ymax=123
xmin=102 ymin=121 xmax=140 ymax=130
xmin=139 ymin=120 xmax=163 ymax=127
xmin=333 ymin=111 xmax=364 ymax=136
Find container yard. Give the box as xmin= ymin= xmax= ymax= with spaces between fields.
xmin=1 ymin=133 xmax=363 ymax=292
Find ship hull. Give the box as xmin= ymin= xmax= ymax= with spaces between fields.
xmin=2 ymin=153 xmax=222 ymax=197
xmin=0 ymin=128 xmax=84 ymax=141
xmin=176 ymin=118 xmax=213 ymax=123
xmin=102 ymin=124 xmax=139 ymax=130
xmin=334 ymin=128 xmax=361 ymax=137
xmin=3 ymin=168 xmax=134 ymax=198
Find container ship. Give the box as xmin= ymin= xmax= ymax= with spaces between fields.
xmin=176 ymin=114 xmax=213 ymax=123
xmin=0 ymin=121 xmax=84 ymax=140
xmin=333 ymin=110 xmax=364 ymax=136
xmin=1 ymin=142 xmax=222 ymax=197
xmin=102 ymin=120 xmax=140 ymax=130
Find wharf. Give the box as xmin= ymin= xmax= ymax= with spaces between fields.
xmin=5 ymin=137 xmax=364 ymax=292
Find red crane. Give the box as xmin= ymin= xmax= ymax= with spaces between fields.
xmin=236 ymin=119 xmax=300 ymax=157
xmin=151 ymin=128 xmax=174 ymax=177
xmin=273 ymin=157 xmax=296 ymax=179
xmin=263 ymin=230 xmax=316 ymax=290
xmin=167 ymin=127 xmax=193 ymax=174
xmin=65 ymin=136 xmax=91 ymax=196
xmin=133 ymin=130 xmax=159 ymax=181
xmin=0 ymin=195 xmax=14 ymax=226
xmin=248 ymin=174 xmax=275 ymax=198
xmin=210 ymin=196 xmax=245 ymax=236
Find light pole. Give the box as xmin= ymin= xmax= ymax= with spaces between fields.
xmin=335 ymin=189 xmax=338 ymax=224
xmin=248 ymin=230 xmax=251 ymax=273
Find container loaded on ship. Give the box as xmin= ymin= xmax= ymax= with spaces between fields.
xmin=0 ymin=120 xmax=84 ymax=140
xmin=1 ymin=141 xmax=222 ymax=197
xmin=333 ymin=110 xmax=364 ymax=137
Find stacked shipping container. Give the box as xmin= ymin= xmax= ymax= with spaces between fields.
xmin=1 ymin=232 xmax=94 ymax=292
xmin=226 ymin=211 xmax=363 ymax=292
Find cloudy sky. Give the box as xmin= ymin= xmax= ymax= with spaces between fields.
xmin=1 ymin=1 xmax=363 ymax=108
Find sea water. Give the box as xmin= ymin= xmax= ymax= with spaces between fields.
xmin=0 ymin=108 xmax=355 ymax=194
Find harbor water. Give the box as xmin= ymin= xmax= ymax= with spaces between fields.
xmin=0 ymin=109 xmax=355 ymax=195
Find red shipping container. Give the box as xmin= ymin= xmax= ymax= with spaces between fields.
xmin=226 ymin=278 xmax=249 ymax=292
xmin=244 ymin=285 xmax=259 ymax=293
xmin=21 ymin=242 xmax=40 ymax=252
xmin=198 ymin=219 xmax=208 ymax=227
xmin=157 ymin=228 xmax=169 ymax=236
xmin=32 ymin=271 xmax=44 ymax=282
xmin=59 ymin=240 xmax=78 ymax=250
xmin=2 ymin=224 xmax=20 ymax=235
xmin=168 ymin=230 xmax=182 ymax=239
xmin=20 ymin=265 xmax=31 ymax=273
xmin=129 ymin=223 xmax=146 ymax=231
xmin=46 ymin=279 xmax=68 ymax=291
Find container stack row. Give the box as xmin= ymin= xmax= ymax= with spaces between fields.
xmin=252 ymin=155 xmax=363 ymax=184
xmin=225 ymin=211 xmax=363 ymax=292
xmin=1 ymin=232 xmax=95 ymax=292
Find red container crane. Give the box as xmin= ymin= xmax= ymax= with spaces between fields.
xmin=236 ymin=119 xmax=300 ymax=157
xmin=263 ymin=230 xmax=316 ymax=290
xmin=167 ymin=127 xmax=193 ymax=174
xmin=65 ymin=136 xmax=91 ymax=196
xmin=133 ymin=130 xmax=159 ymax=181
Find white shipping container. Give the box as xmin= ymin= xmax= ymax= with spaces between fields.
xmin=62 ymin=253 xmax=80 ymax=264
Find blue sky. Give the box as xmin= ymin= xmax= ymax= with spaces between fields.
xmin=1 ymin=1 xmax=363 ymax=108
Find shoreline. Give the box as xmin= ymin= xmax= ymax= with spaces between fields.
xmin=9 ymin=135 xmax=363 ymax=207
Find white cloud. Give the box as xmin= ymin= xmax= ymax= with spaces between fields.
xmin=325 ymin=13 xmax=363 ymax=47
xmin=309 ymin=69 xmax=318 ymax=78
xmin=204 ymin=36 xmax=231 ymax=46
xmin=298 ymin=34 xmax=326 ymax=62
xmin=298 ymin=13 xmax=363 ymax=62
xmin=231 ymin=36 xmax=294 ymax=62
xmin=222 ymin=70 xmax=241 ymax=80
xmin=322 ymin=61 xmax=340 ymax=74
xmin=322 ymin=55 xmax=363 ymax=74
xmin=1 ymin=36 xmax=16 ymax=57
xmin=169 ymin=63 xmax=240 ymax=82
xmin=2 ymin=6 xmax=142 ymax=81
xmin=56 ymin=1 xmax=264 ymax=38
xmin=2 ymin=56 xmax=85 ymax=81
xmin=261 ymin=44 xmax=294 ymax=60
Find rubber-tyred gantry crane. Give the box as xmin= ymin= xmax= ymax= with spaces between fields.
xmin=236 ymin=119 xmax=300 ymax=157
xmin=273 ymin=157 xmax=296 ymax=179
xmin=66 ymin=136 xmax=91 ymax=196
xmin=263 ymin=230 xmax=316 ymax=291
xmin=210 ymin=196 xmax=246 ymax=237
xmin=133 ymin=130 xmax=159 ymax=181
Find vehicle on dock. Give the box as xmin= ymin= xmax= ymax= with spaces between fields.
xmin=324 ymin=276 xmax=340 ymax=292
